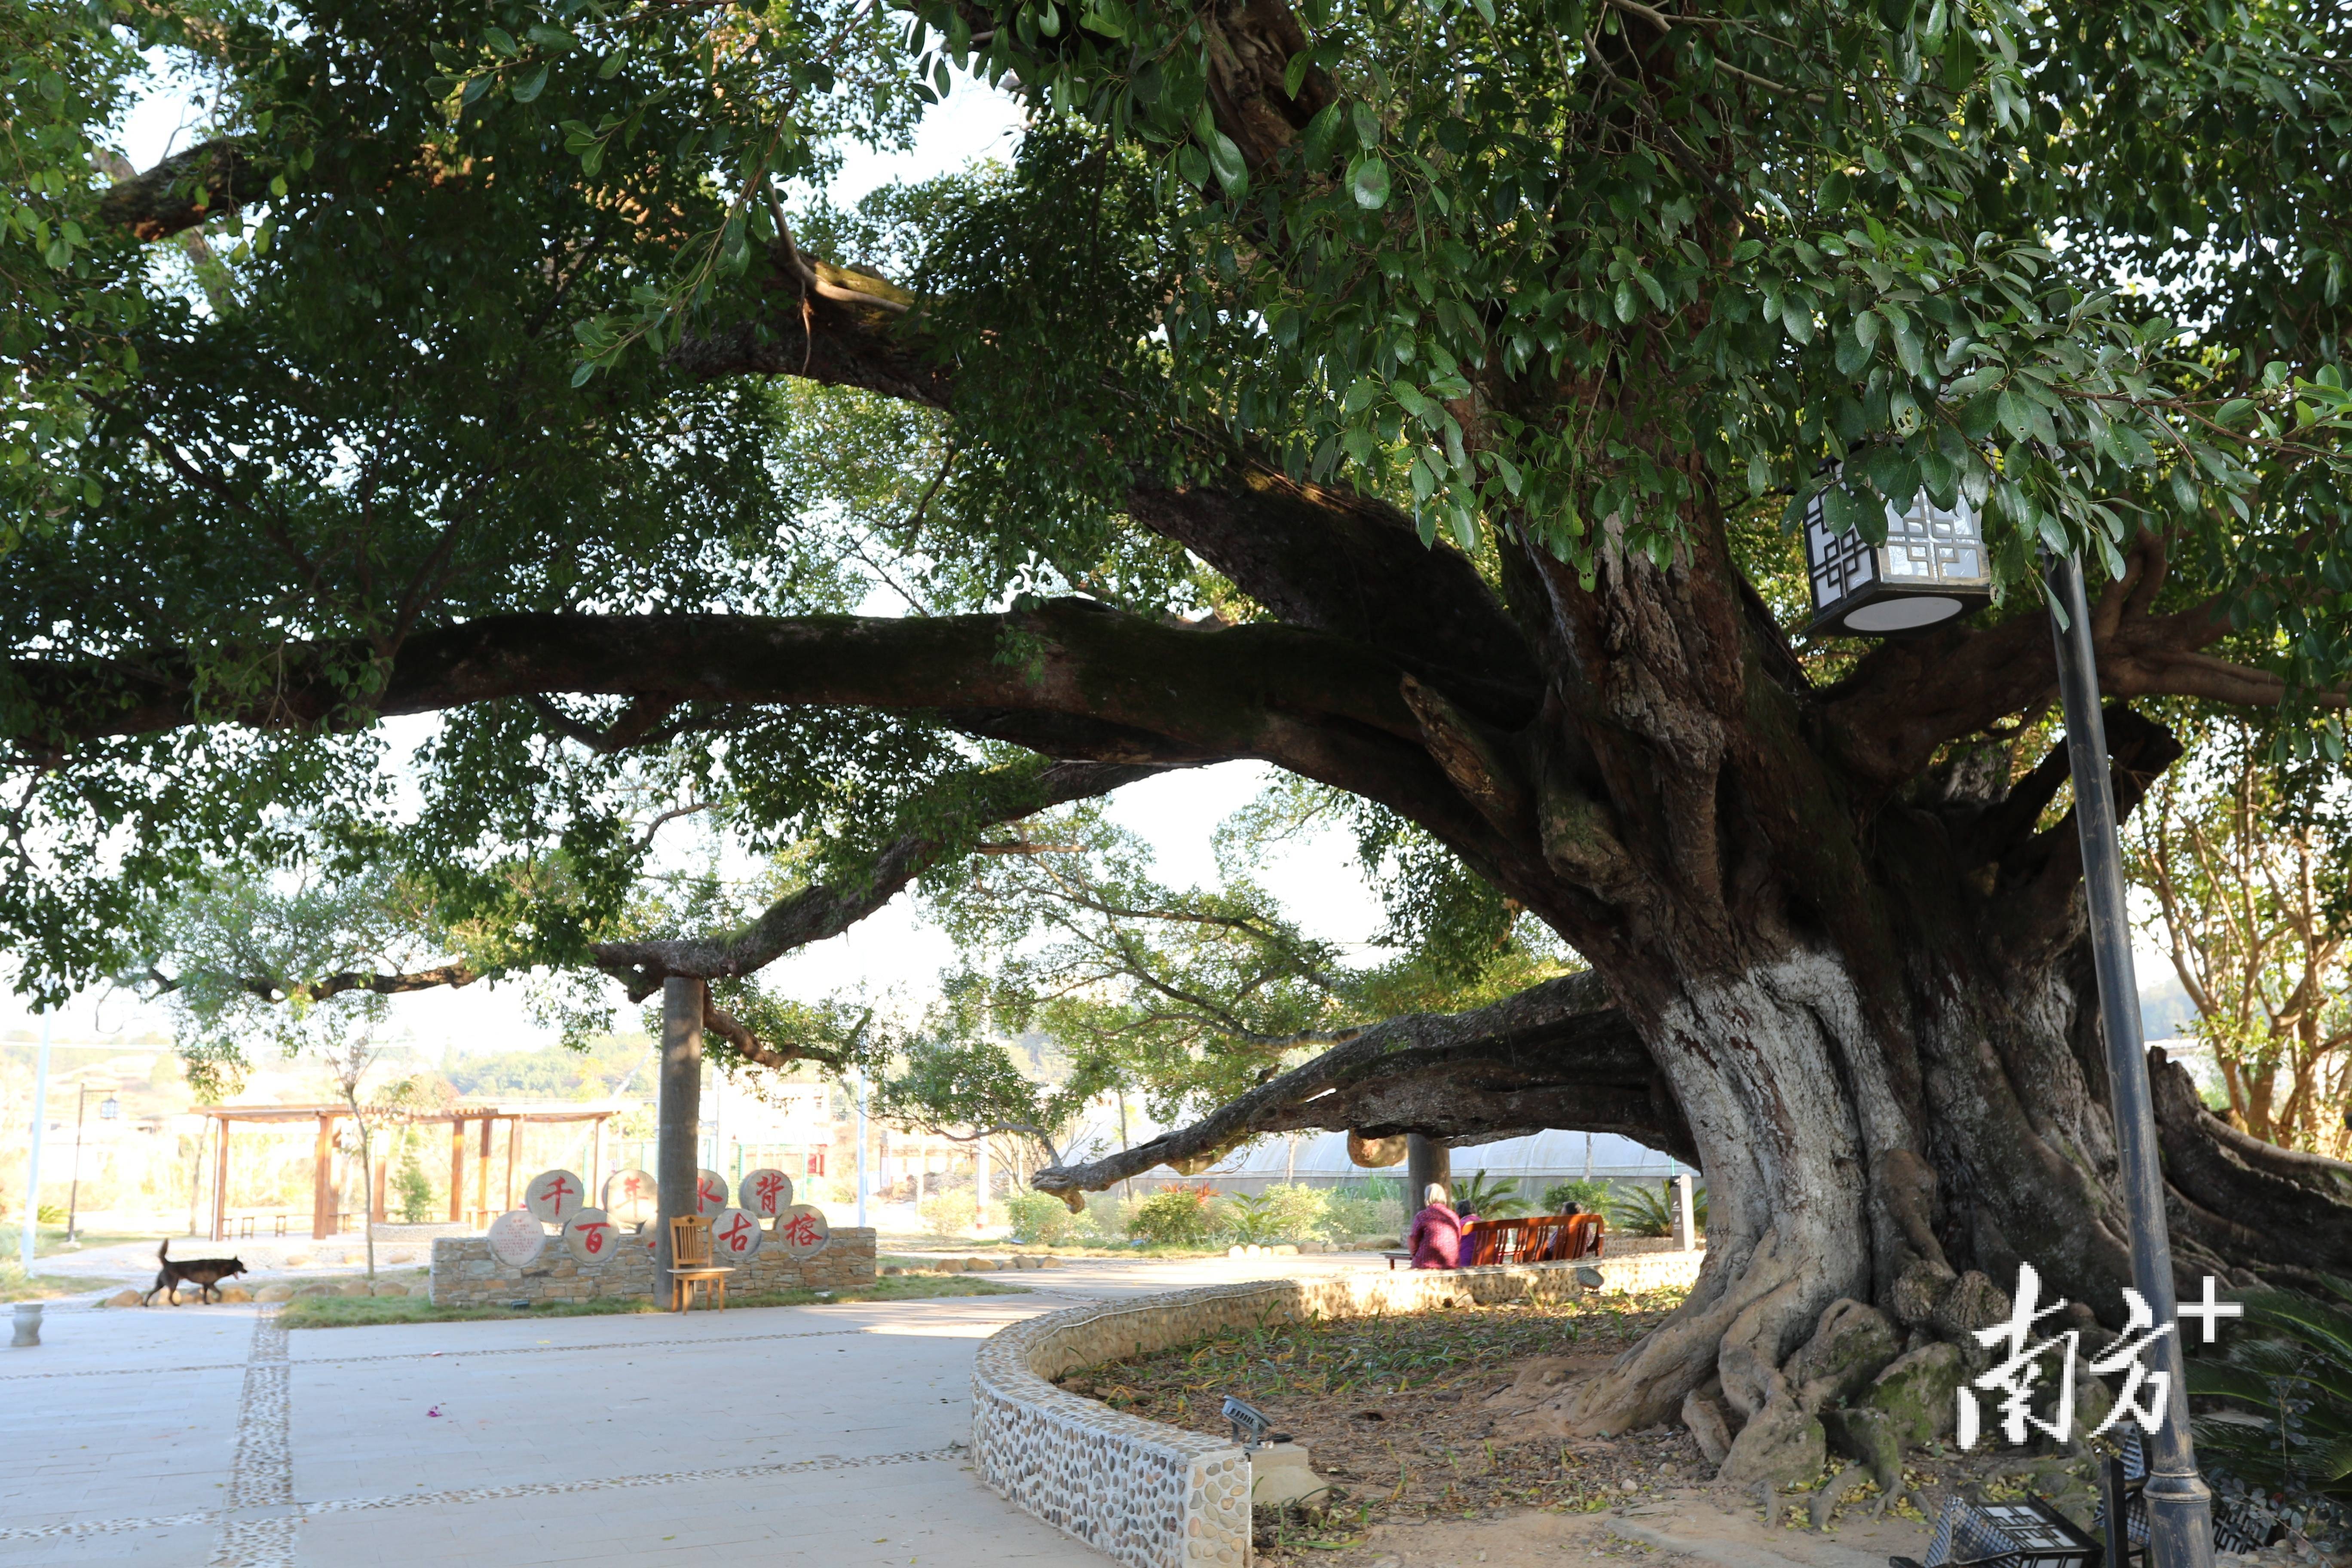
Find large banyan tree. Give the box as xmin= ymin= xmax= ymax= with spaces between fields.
xmin=9 ymin=0 xmax=2352 ymax=1452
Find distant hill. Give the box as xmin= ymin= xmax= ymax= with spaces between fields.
xmin=442 ymin=1033 xmax=653 ymax=1100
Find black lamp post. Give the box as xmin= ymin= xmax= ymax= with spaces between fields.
xmin=2045 ymin=553 xmax=2215 ymax=1568
xmin=1807 ymin=499 xmax=2215 ymax=1568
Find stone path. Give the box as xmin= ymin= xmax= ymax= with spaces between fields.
xmin=0 ymin=1251 xmax=1383 ymax=1567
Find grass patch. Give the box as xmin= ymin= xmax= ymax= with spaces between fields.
xmin=0 ymin=1225 xmax=164 ymax=1262
xmin=0 ymin=1264 xmax=119 ymax=1302
xmin=281 ymin=1272 xmax=1028 ymax=1329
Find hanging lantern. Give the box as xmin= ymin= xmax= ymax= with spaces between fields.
xmin=1804 ymin=477 xmax=1993 ymax=636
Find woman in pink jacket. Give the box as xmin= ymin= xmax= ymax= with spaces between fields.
xmin=1406 ymin=1184 xmax=1463 ymax=1268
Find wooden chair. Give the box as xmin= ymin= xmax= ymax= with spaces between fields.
xmin=668 ymin=1216 xmax=732 ymax=1312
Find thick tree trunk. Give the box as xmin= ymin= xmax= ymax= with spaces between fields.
xmin=1406 ymin=1134 xmax=1451 ymax=1213
xmin=654 ymin=978 xmax=706 ymax=1289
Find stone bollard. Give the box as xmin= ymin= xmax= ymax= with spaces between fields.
xmin=11 ymin=1303 xmax=43 ymax=1348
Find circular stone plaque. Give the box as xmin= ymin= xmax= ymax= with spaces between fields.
xmin=773 ymin=1203 xmax=830 ymax=1259
xmin=487 ymin=1208 xmax=547 ymax=1268
xmin=525 ymin=1168 xmax=587 ymax=1225
xmin=563 ymin=1207 xmax=620 ymax=1266
xmin=710 ymin=1207 xmax=763 ymax=1261
xmin=603 ymin=1169 xmax=658 ymax=1227
xmin=694 ymin=1169 xmax=728 ymax=1216
xmin=740 ymin=1167 xmax=793 ymax=1219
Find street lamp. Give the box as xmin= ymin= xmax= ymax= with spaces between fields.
xmin=64 ymin=1080 xmax=114 ymax=1244
xmin=1802 ymin=476 xmax=1994 ymax=634
xmin=1811 ymin=511 xmax=2214 ymax=1568
xmin=2046 ymin=553 xmax=2215 ymax=1568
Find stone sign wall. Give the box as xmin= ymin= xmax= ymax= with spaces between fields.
xmin=430 ymin=1224 xmax=876 ymax=1307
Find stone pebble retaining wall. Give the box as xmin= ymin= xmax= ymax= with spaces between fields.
xmin=430 ymin=1228 xmax=876 ymax=1306
xmin=972 ymin=1250 xmax=1706 ymax=1568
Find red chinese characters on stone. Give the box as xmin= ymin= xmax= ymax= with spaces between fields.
xmin=755 ymin=1173 xmax=787 ymax=1212
xmin=578 ymin=1222 xmax=612 ymax=1255
xmin=780 ymin=1212 xmax=821 ymax=1247
xmin=717 ymin=1213 xmax=757 ymax=1255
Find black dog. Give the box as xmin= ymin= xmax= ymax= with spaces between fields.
xmin=143 ymin=1239 xmax=248 ymax=1305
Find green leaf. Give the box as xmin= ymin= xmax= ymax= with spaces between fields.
xmin=1835 ymin=329 xmax=1872 ymax=377
xmin=1854 ymin=309 xmax=1881 ymax=348
xmin=1997 ymin=389 xmax=2031 ymax=441
xmin=1819 ymin=171 xmax=1853 ymax=211
xmin=511 ymin=63 xmax=550 ymax=102
xmin=1823 ymin=481 xmax=1877 ymax=536
xmin=1349 ymin=156 xmax=1390 ymax=210
xmin=482 ymin=26 xmax=519 ymax=56
xmin=1351 ymin=100 xmax=1381 ymax=149
xmin=526 ymin=24 xmax=578 ymax=50
xmin=1615 ymin=280 xmax=1638 ymax=322
xmin=1205 ymin=131 xmax=1247 ymax=194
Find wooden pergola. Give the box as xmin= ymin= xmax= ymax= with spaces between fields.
xmin=193 ymin=1101 xmax=624 ymax=1241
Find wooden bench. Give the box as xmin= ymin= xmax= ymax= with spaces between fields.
xmin=1459 ymin=1213 xmax=1607 ymax=1267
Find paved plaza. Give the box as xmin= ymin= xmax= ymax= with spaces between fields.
xmin=0 ymin=1253 xmax=1377 ymax=1568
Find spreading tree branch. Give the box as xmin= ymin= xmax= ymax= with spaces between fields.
xmin=1029 ymin=969 xmax=1690 ymax=1204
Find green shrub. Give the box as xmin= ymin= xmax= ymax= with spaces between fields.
xmin=1214 ymin=1191 xmax=1280 ymax=1245
xmin=1127 ymin=1185 xmax=1216 ymax=1246
xmin=2190 ymin=1276 xmax=2352 ymax=1501
xmin=1607 ymin=1181 xmax=1707 ymax=1237
xmin=395 ymin=1156 xmax=436 ymax=1224
xmin=34 ymin=1204 xmax=62 ymax=1225
xmin=1005 ymin=1190 xmax=1083 ymax=1246
xmin=1077 ymin=1191 xmax=1121 ymax=1240
xmin=919 ymin=1188 xmax=976 ymax=1237
xmin=1213 ymin=1185 xmax=1330 ymax=1244
xmin=1320 ymin=1179 xmax=1404 ymax=1240
xmin=1257 ymin=1183 xmax=1329 ymax=1241
xmin=1452 ymin=1172 xmax=1531 ymax=1219
xmin=1541 ymin=1179 xmax=1613 ymax=1215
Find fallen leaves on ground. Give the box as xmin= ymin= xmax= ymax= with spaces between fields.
xmin=1059 ymin=1289 xmax=1703 ymax=1549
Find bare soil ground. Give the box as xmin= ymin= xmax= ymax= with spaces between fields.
xmin=1060 ymin=1290 xmax=2334 ymax=1567
xmin=1061 ymin=1290 xmax=1719 ymax=1550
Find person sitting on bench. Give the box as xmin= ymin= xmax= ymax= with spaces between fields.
xmin=1407 ymin=1184 xmax=1464 ymax=1269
